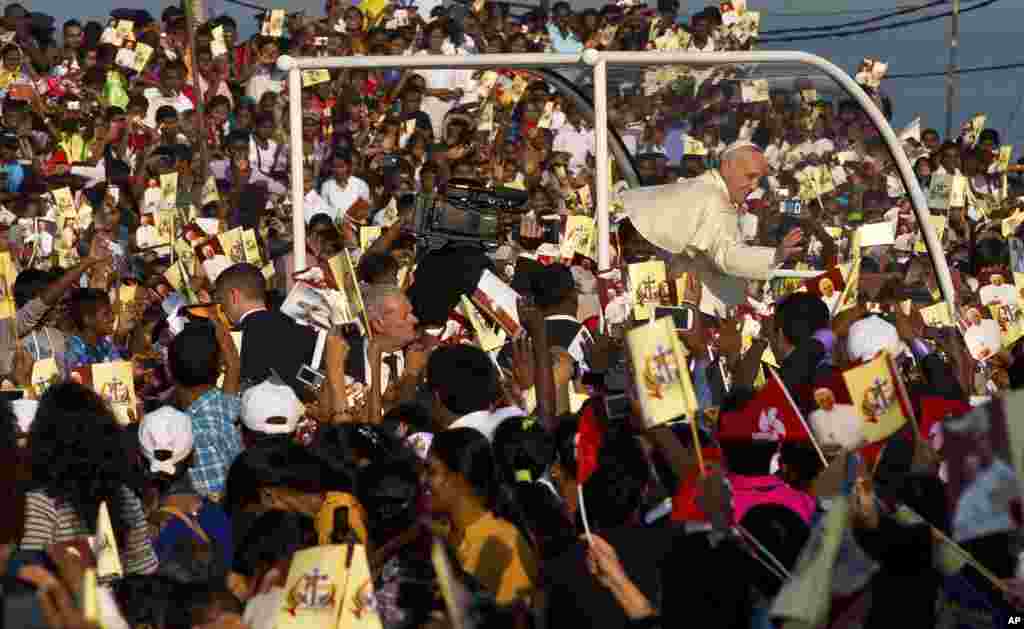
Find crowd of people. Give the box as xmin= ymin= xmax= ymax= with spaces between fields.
xmin=1 ymin=0 xmax=1024 ymax=627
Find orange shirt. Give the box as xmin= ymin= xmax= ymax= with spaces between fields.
xmin=451 ymin=511 xmax=538 ymax=604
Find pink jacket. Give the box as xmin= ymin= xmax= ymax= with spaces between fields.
xmin=728 ymin=474 xmax=817 ymax=525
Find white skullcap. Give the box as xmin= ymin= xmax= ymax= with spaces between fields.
xmin=847 ymin=315 xmax=901 ymax=363
xmin=242 ymin=379 xmax=303 ymax=435
xmin=139 ymin=406 xmax=194 ymax=475
xmin=12 ymin=399 xmax=38 ymax=435
xmin=720 ymin=140 xmax=764 ymax=161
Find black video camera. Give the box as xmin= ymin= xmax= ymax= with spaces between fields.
xmin=413 ymin=178 xmax=528 ymax=256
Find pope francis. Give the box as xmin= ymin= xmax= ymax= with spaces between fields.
xmin=622 ymin=142 xmax=803 ymax=314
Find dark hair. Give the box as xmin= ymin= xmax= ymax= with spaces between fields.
xmin=69 ymin=287 xmax=109 ymax=330
xmin=0 ymin=398 xmax=15 ymax=451
xmin=112 ymin=575 xmax=183 ymax=629
xmin=215 ymin=15 xmax=237 ymax=30
xmin=738 ymin=505 xmax=810 ymax=597
xmin=530 ymin=264 xmax=576 ymax=310
xmin=311 ymin=423 xmax=402 ymax=473
xmin=380 ymin=402 xmax=433 ymax=438
xmin=430 ymin=428 xmax=498 ymax=508
xmin=552 ymin=413 xmax=579 ymax=480
xmin=214 ymin=262 xmax=266 ymax=303
xmin=975 ymin=237 xmax=1009 ymax=272
xmin=720 ymin=440 xmax=778 ymax=476
xmin=233 ymin=510 xmax=316 ymax=577
xmin=29 ymin=383 xmax=134 ymax=542
xmin=779 ymin=442 xmax=823 ymax=491
xmin=223 ymin=441 xmax=354 ymax=516
xmin=356 ymin=457 xmax=420 ymax=541
xmin=357 ymin=251 xmax=400 ymax=285
xmin=774 ymin=292 xmax=829 ymax=347
xmin=163 ymin=59 xmax=187 ymax=77
xmin=13 ymin=268 xmax=57 ymax=309
xmin=492 ymin=416 xmax=554 ymax=486
xmin=506 ymin=482 xmax=575 ymax=560
xmin=209 ymin=94 xmax=232 ymax=111
xmin=175 ymin=583 xmax=244 ymax=627
xmin=581 ymin=432 xmax=649 ymax=530
xmin=168 ymin=322 xmax=221 ymax=387
xmin=426 ymin=345 xmax=499 ymax=415
xmin=155 ymin=105 xmax=178 ymax=123
xmin=63 ymin=19 xmax=82 ymax=31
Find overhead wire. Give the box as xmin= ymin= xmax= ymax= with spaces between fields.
xmin=886 ymin=61 xmax=1024 ymax=79
xmin=760 ymin=0 xmax=948 ymax=35
xmin=759 ymin=0 xmax=1000 ymax=43
xmin=761 ymin=3 xmax=950 ymax=18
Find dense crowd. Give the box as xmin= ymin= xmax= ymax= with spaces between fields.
xmin=2 ymin=0 xmax=1024 ymax=628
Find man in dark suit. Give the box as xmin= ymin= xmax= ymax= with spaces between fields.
xmin=214 ymin=263 xmax=318 ymax=396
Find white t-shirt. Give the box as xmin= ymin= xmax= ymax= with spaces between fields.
xmin=320 ymin=176 xmax=371 ymax=223
xmin=249 ymin=138 xmax=285 ymax=177
xmin=449 ymin=409 xmax=505 ymax=442
xmin=245 ymin=69 xmax=283 ymax=104
xmin=553 ymin=125 xmax=595 ymax=171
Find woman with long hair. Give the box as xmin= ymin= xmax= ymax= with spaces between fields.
xmin=424 ymin=428 xmax=538 ymax=604
xmin=20 ymin=382 xmax=158 ymax=576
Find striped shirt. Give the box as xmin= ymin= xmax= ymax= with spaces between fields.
xmin=19 ymin=487 xmax=159 ymax=576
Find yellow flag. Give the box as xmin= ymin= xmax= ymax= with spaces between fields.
xmin=841 ymin=352 xmax=909 ymax=444
xmin=626 ymin=317 xmax=698 ymax=427
xmin=627 ymin=260 xmax=668 ymax=321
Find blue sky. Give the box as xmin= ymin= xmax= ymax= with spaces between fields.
xmin=754 ymin=0 xmax=1024 ymax=148
xmin=25 ymin=0 xmax=1022 ymax=146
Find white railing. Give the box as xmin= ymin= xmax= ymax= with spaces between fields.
xmin=278 ymin=50 xmax=957 ymax=314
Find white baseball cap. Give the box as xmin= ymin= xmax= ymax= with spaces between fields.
xmin=139 ymin=406 xmax=194 ymax=475
xmin=847 ymin=315 xmax=901 ymax=363
xmin=241 ymin=380 xmax=303 ymax=435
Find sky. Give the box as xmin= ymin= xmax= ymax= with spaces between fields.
xmin=15 ymin=0 xmax=1022 ymax=147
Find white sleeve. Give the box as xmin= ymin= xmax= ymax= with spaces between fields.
xmin=70 ymin=162 xmax=106 ymax=187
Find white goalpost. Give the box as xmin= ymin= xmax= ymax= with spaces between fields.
xmin=278 ymin=49 xmax=958 ymax=316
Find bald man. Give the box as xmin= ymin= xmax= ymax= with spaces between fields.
xmin=622 ymin=143 xmax=803 ymax=314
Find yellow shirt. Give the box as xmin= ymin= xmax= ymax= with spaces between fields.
xmin=451 ymin=511 xmax=537 ymax=604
